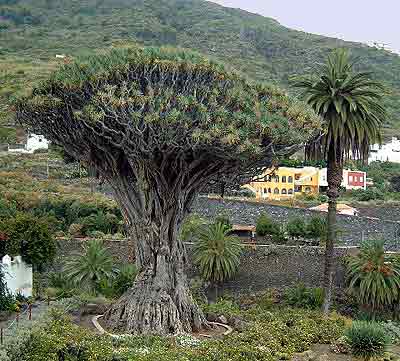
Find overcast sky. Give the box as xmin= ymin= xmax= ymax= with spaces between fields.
xmin=211 ymin=0 xmax=399 ymax=54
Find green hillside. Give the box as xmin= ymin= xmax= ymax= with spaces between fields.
xmin=1 ymin=0 xmax=400 ymax=141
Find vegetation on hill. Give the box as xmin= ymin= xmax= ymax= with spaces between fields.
xmin=1 ymin=0 xmax=400 ymax=141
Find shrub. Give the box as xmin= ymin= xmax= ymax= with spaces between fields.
xmin=345 ymin=321 xmax=389 ymax=360
xmin=180 ymin=214 xmax=206 ymax=242
xmin=214 ymin=213 xmax=232 ymax=230
xmin=68 ymin=223 xmax=83 ymax=237
xmin=306 ymin=216 xmax=327 ymax=240
xmin=284 ymin=283 xmax=324 ymax=309
xmin=64 ymin=239 xmax=116 ymax=294
xmin=193 ymin=222 xmax=243 ymax=300
xmin=98 ymin=263 xmax=137 ymax=298
xmin=1 ymin=213 xmax=56 ymax=269
xmin=347 ymin=240 xmax=400 ymax=316
xmin=256 ymin=213 xmax=280 ymax=237
xmin=286 ymin=217 xmax=307 ymax=239
xmin=382 ymin=321 xmax=400 ymax=344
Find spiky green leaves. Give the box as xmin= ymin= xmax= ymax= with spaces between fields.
xmin=347 ymin=240 xmax=400 ymax=312
xmin=193 ymin=222 xmax=243 ymax=284
xmin=293 ymin=49 xmax=386 ymax=162
xmin=18 ymin=46 xmax=319 ymax=163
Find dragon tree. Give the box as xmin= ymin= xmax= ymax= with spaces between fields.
xmin=17 ymin=46 xmax=319 ymax=335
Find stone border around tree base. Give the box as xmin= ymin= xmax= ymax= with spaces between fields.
xmin=92 ymin=315 xmax=233 ymax=338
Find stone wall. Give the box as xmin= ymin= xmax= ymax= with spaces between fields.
xmin=192 ymin=197 xmax=400 ymax=250
xmin=52 ymin=238 xmax=359 ymax=292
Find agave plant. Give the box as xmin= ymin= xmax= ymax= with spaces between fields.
xmin=193 ymin=222 xmax=243 ymax=301
xmin=347 ymin=240 xmax=400 ymax=314
xmin=64 ymin=239 xmax=116 ymax=294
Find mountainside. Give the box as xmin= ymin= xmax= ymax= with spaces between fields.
xmin=1 ymin=0 xmax=400 ymax=141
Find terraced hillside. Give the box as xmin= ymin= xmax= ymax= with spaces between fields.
xmin=1 ymin=0 xmax=399 ymax=141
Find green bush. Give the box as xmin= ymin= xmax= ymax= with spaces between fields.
xmin=284 ymin=283 xmax=324 ymax=309
xmin=345 ymin=321 xmax=389 ymax=360
xmin=214 ymin=213 xmax=232 ymax=230
xmin=382 ymin=321 xmax=400 ymax=344
xmin=98 ymin=263 xmax=137 ymax=298
xmin=347 ymin=240 xmax=400 ymax=316
xmin=64 ymin=239 xmax=116 ymax=294
xmin=1 ymin=213 xmax=56 ymax=269
xmin=256 ymin=213 xmax=280 ymax=237
xmin=286 ymin=218 xmax=307 ymax=239
xmin=353 ymin=187 xmax=385 ymax=201
xmin=306 ymin=216 xmax=327 ymax=240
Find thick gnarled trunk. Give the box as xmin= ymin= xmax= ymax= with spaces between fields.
xmin=104 ymin=178 xmax=208 ymax=335
xmin=323 ymin=146 xmax=343 ymax=314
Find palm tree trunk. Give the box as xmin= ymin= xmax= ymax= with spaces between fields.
xmin=323 ymin=145 xmax=343 ymax=314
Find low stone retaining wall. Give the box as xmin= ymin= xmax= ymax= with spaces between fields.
xmin=192 ymin=197 xmax=400 ymax=250
xmin=51 ymin=238 xmax=359 ymax=291
xmin=189 ymin=244 xmax=359 ymax=292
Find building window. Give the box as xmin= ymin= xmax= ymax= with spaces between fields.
xmin=274 ymin=188 xmax=279 ymax=194
xmin=354 ymin=176 xmax=358 ymax=182
xmin=349 ymin=175 xmax=353 ymax=182
xmin=288 ymin=176 xmax=293 ymax=183
xmin=275 ymin=175 xmax=279 ymax=182
xmin=288 ymin=189 xmax=293 ymax=195
xmin=282 ymin=176 xmax=286 ymax=183
xmin=268 ymin=188 xmax=271 ymax=193
xmin=360 ymin=176 xmax=364 ymax=182
xmin=281 ymin=188 xmax=287 ymax=194
xmin=305 ymin=186 xmax=311 ymax=193
xmin=264 ymin=188 xmax=267 ymax=194
xmin=295 ymin=186 xmax=301 ymax=192
xmin=295 ymin=174 xmax=300 ymax=180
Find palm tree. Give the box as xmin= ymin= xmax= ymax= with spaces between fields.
xmin=64 ymin=239 xmax=116 ymax=294
xmin=293 ymin=49 xmax=386 ymax=313
xmin=347 ymin=240 xmax=400 ymax=317
xmin=193 ymin=222 xmax=243 ymax=302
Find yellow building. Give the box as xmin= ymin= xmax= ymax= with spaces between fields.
xmin=245 ymin=167 xmax=320 ymax=200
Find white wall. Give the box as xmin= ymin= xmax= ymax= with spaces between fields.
xmin=1 ymin=255 xmax=33 ymax=297
xmin=369 ymin=137 xmax=400 ymax=163
xmin=8 ymin=133 xmax=49 ymax=154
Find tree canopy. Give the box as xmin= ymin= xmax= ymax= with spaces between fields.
xmin=17 ymin=46 xmax=319 ymax=190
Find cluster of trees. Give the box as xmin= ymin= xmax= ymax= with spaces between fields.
xmin=13 ymin=43 xmax=388 ymax=337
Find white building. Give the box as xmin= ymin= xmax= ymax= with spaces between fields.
xmin=8 ymin=133 xmax=49 ymax=154
xmin=369 ymin=137 xmax=400 ymax=163
xmin=1 ymin=255 xmax=33 ymax=298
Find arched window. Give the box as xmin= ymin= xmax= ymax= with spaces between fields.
xmin=281 ymin=188 xmax=287 ymax=194
xmin=288 ymin=176 xmax=293 ymax=183
xmin=275 ymin=175 xmax=279 ymax=182
xmin=268 ymin=188 xmax=271 ymax=193
xmin=282 ymin=176 xmax=286 ymax=183
xmin=288 ymin=189 xmax=293 ymax=195
xmin=263 ymin=188 xmax=268 ymax=194
xmin=274 ymin=188 xmax=280 ymax=194
xmin=305 ymin=187 xmax=311 ymax=193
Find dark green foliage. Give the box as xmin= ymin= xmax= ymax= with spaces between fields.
xmin=345 ymin=321 xmax=389 ymax=360
xmin=214 ymin=213 xmax=232 ymax=230
xmin=286 ymin=217 xmax=307 ymax=239
xmin=306 ymin=216 xmax=327 ymax=240
xmin=256 ymin=213 xmax=281 ymax=237
xmin=98 ymin=263 xmax=138 ymax=298
xmin=284 ymin=284 xmax=324 ymax=310
xmin=347 ymin=240 xmax=400 ymax=314
xmin=0 ymin=212 xmax=55 ymax=268
xmin=64 ymin=239 xmax=115 ymax=294
xmin=193 ymin=222 xmax=243 ymax=284
xmin=352 ymin=187 xmax=385 ymax=201
xmin=294 ymin=49 xmax=386 ymax=162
